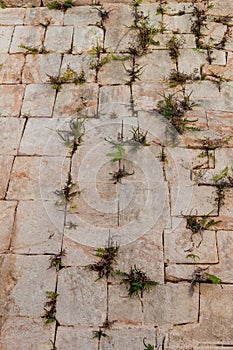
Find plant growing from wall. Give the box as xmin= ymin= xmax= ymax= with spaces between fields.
xmin=57 ymin=118 xmax=85 ymax=156
xmin=49 ymin=250 xmax=66 ymax=271
xmin=41 ymin=291 xmax=59 ymax=324
xmin=190 ymin=267 xmax=222 ymax=295
xmin=143 ymin=338 xmax=155 ymax=350
xmin=109 ymin=165 xmax=135 ymax=184
xmin=47 ymin=0 xmax=75 ymax=11
xmin=47 ymin=66 xmax=86 ymax=91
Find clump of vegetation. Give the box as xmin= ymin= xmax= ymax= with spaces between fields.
xmin=57 ymin=118 xmax=85 ymax=155
xmin=41 ymin=291 xmax=59 ymax=324
xmin=166 ymin=69 xmax=198 ymax=88
xmin=85 ymin=242 xmax=119 ymax=280
xmin=124 ymin=61 xmax=144 ymax=84
xmin=18 ymin=45 xmax=40 ymax=54
xmin=55 ymin=172 xmax=79 ymax=204
xmin=110 ymin=165 xmax=135 ymax=184
xmin=143 ymin=339 xmax=155 ymax=350
xmin=191 ymin=5 xmax=208 ymax=49
xmin=166 ymin=35 xmax=182 ymax=69
xmin=106 ymin=141 xmax=126 ymax=162
xmin=0 ymin=1 xmax=6 ymax=8
xmin=116 ymin=265 xmax=158 ymax=298
xmin=47 ymin=65 xmax=86 ymax=91
xmin=190 ymin=267 xmax=222 ymax=295
xmin=157 ymin=91 xmax=199 ymax=134
xmin=95 ymin=4 xmax=110 ymax=31
xmin=130 ymin=126 xmax=150 ymax=146
xmin=92 ymin=328 xmax=108 ymax=341
xmin=49 ymin=250 xmax=66 ymax=271
xmin=156 ymin=0 xmax=167 ymax=15
xmin=47 ymin=0 xmax=75 ymax=11
xmin=213 ymin=166 xmax=233 ymax=185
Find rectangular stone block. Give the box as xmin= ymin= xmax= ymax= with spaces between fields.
xmin=0 ymin=8 xmax=25 ymax=25
xmin=0 ymin=157 xmax=13 ymax=199
xmin=0 ymin=54 xmax=25 ymax=84
xmin=56 ymin=268 xmax=107 ymax=326
xmin=22 ymin=53 xmax=62 ymax=84
xmin=218 ymin=188 xmax=233 ymax=230
xmin=98 ymin=56 xmax=129 ymax=85
xmin=64 ymin=6 xmax=99 ymax=26
xmin=0 ymin=117 xmax=25 ymax=155
xmin=98 ymin=85 xmax=132 ymax=118
xmin=164 ymin=14 xmax=192 ymax=33
xmin=24 ymin=7 xmax=64 ymax=26
xmin=0 ymin=200 xmax=17 ymax=252
xmin=61 ymin=54 xmax=96 ymax=83
xmin=73 ymin=26 xmax=103 ymax=54
xmin=7 ymin=156 xmax=69 ymax=200
xmin=44 ymin=26 xmax=73 ymax=54
xmin=56 ymin=327 xmax=96 ymax=350
xmin=10 ymin=26 xmax=45 ymax=54
xmin=21 ymin=84 xmax=56 ymax=117
xmin=11 ymin=200 xmax=64 ymax=254
xmin=0 ymin=255 xmax=56 ymax=317
xmin=0 ymin=85 xmax=25 ymax=117
xmin=0 ymin=26 xmax=14 ymax=53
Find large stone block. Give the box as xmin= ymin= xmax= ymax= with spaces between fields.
xmin=0 ymin=27 xmax=14 ymax=53
xmin=0 ymin=54 xmax=25 ymax=83
xmin=72 ymin=26 xmax=103 ymax=54
xmin=0 ymin=200 xmax=17 ymax=252
xmin=0 ymin=117 xmax=25 ymax=155
xmin=0 ymin=84 xmax=25 ymax=117
xmin=0 ymin=8 xmax=25 ymax=25
xmin=44 ymin=26 xmax=73 ymax=53
xmin=10 ymin=26 xmax=44 ymax=54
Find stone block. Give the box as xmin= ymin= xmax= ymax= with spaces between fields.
xmin=178 ymin=48 xmax=207 ymax=75
xmin=53 ymin=83 xmax=98 ymax=118
xmin=164 ymin=14 xmax=192 ymax=33
xmin=0 ymin=200 xmax=17 ymax=252
xmin=56 ymin=268 xmax=107 ymax=326
xmin=0 ymin=8 xmax=25 ymax=25
xmin=0 ymin=157 xmax=13 ymax=199
xmin=202 ymin=22 xmax=227 ymax=46
xmin=0 ymin=255 xmax=56 ymax=317
xmin=22 ymin=53 xmax=62 ymax=84
xmin=104 ymin=4 xmax=133 ymax=29
xmin=11 ymin=200 xmax=64 ymax=254
xmin=132 ymin=82 xmax=168 ymax=111
xmin=61 ymin=54 xmax=96 ymax=83
xmin=207 ymin=110 xmax=233 ymax=137
xmin=218 ymin=188 xmax=233 ymax=230
xmin=0 ymin=317 xmax=55 ymax=350
xmin=105 ymin=27 xmax=135 ymax=53
xmin=143 ymin=283 xmax=199 ymax=325
xmin=72 ymin=26 xmax=103 ymax=54
xmin=56 ymin=327 xmax=96 ymax=350
xmin=21 ymin=84 xmax=56 ymax=117
xmin=0 ymin=84 xmax=25 ymax=117
xmin=0 ymin=54 xmax=25 ymax=83
xmin=64 ymin=6 xmax=99 ymax=26
xmin=62 ymin=236 xmax=94 ymax=267
xmin=0 ymin=117 xmax=25 ymax=155
xmin=24 ymin=7 xmax=64 ymax=26
xmin=44 ymin=26 xmax=73 ymax=53
xmin=0 ymin=26 xmax=14 ymax=53
xmin=7 ymin=156 xmax=69 ymax=200
xmin=19 ymin=118 xmax=68 ymax=156
xmin=98 ymin=85 xmax=132 ymax=118
xmin=10 ymin=26 xmax=45 ymax=54
xmin=98 ymin=56 xmax=129 ymax=85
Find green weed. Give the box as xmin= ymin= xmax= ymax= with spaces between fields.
xmin=0 ymin=1 xmax=6 ymax=8
xmin=143 ymin=338 xmax=155 ymax=350
xmin=47 ymin=0 xmax=75 ymax=11
xmin=41 ymin=291 xmax=59 ymax=324
xmin=49 ymin=250 xmax=66 ymax=271
xmin=109 ymin=165 xmax=135 ymax=184
xmin=57 ymin=118 xmax=85 ymax=155
xmin=190 ymin=267 xmax=221 ymax=295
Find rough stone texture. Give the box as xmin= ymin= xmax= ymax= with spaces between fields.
xmin=64 ymin=6 xmax=99 ymax=26
xmin=24 ymin=7 xmax=64 ymax=25
xmin=0 ymin=117 xmax=25 ymax=155
xmin=44 ymin=26 xmax=73 ymax=53
xmin=98 ymin=85 xmax=132 ymax=118
xmin=0 ymin=200 xmax=17 ymax=252
xmin=0 ymin=54 xmax=25 ymax=83
xmin=10 ymin=26 xmax=45 ymax=53
xmin=0 ymin=85 xmax=25 ymax=116
xmin=56 ymin=327 xmax=97 ymax=350
xmin=0 ymin=8 xmax=25 ymax=25
xmin=0 ymin=157 xmax=13 ymax=198
xmin=0 ymin=27 xmax=14 ymax=53
xmin=56 ymin=268 xmax=107 ymax=326
xmin=98 ymin=56 xmax=130 ymax=85
xmin=72 ymin=26 xmax=103 ymax=54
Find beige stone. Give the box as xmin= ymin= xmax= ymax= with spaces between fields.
xmin=0 ymin=255 xmax=56 ymax=317
xmin=0 ymin=117 xmax=25 ymax=155
xmin=164 ymin=14 xmax=192 ymax=33
xmin=178 ymin=48 xmax=207 ymax=75
xmin=0 ymin=85 xmax=25 ymax=117
xmin=0 ymin=8 xmax=25 ymax=25
xmin=64 ymin=6 xmax=99 ymax=26
xmin=11 ymin=200 xmax=64 ymax=254
xmin=0 ymin=157 xmax=13 ymax=199
xmin=7 ymin=156 xmax=69 ymax=200
xmin=0 ymin=200 xmax=17 ymax=252
xmin=104 ymin=4 xmax=133 ymax=29
xmin=22 ymin=53 xmax=62 ymax=84
xmin=72 ymin=26 xmax=104 ymax=54
xmin=44 ymin=26 xmax=73 ymax=53
xmin=105 ymin=27 xmax=135 ymax=52
xmin=218 ymin=188 xmax=233 ymax=230
xmin=24 ymin=7 xmax=64 ymax=25
xmin=0 ymin=317 xmax=55 ymax=350
xmin=98 ymin=85 xmax=132 ymax=118
xmin=56 ymin=327 xmax=96 ymax=349
xmin=98 ymin=56 xmax=130 ymax=85
xmin=56 ymin=268 xmax=107 ymax=326
xmin=0 ymin=54 xmax=25 ymax=83
xmin=0 ymin=27 xmax=14 ymax=53
xmin=10 ymin=26 xmax=45 ymax=54
xmin=21 ymin=84 xmax=56 ymax=117
xmin=53 ymin=83 xmax=98 ymax=118
xmin=61 ymin=54 xmax=96 ymax=83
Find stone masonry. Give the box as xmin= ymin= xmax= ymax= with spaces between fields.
xmin=0 ymin=0 xmax=233 ymax=349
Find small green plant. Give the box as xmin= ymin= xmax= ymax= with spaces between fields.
xmin=49 ymin=250 xmax=66 ymax=271
xmin=156 ymin=0 xmax=167 ymax=15
xmin=166 ymin=35 xmax=182 ymax=69
xmin=57 ymin=118 xmax=85 ymax=155
xmin=190 ymin=267 xmax=222 ymax=295
xmin=85 ymin=241 xmax=119 ymax=280
xmin=143 ymin=338 xmax=155 ymax=350
xmin=47 ymin=0 xmax=75 ymax=11
xmin=166 ymin=69 xmax=197 ymax=88
xmin=18 ymin=45 xmax=39 ymax=54
xmin=213 ymin=166 xmax=233 ymax=185
xmin=0 ymin=1 xmax=6 ymax=8
xmin=186 ymin=253 xmax=200 ymax=261
xmin=130 ymin=126 xmax=149 ymax=146
xmin=92 ymin=329 xmax=108 ymax=341
xmin=106 ymin=142 xmax=126 ymax=162
xmin=124 ymin=61 xmax=144 ymax=84
xmin=109 ymin=165 xmax=134 ymax=184
xmin=95 ymin=4 xmax=110 ymax=30
xmin=157 ymin=91 xmax=199 ymax=134
xmin=55 ymin=172 xmax=79 ymax=205
xmin=186 ymin=211 xmax=222 ymax=233
xmin=47 ymin=66 xmax=86 ymax=90
xmin=116 ymin=265 xmax=158 ymax=298
xmin=191 ymin=5 xmax=208 ymax=49
xmin=41 ymin=291 xmax=59 ymax=324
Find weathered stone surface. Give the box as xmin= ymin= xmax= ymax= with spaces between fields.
xmin=218 ymin=188 xmax=233 ymax=230
xmin=53 ymin=83 xmax=98 ymax=118
xmin=22 ymin=53 xmax=62 ymax=84
xmin=0 ymin=255 xmax=56 ymax=317
xmin=10 ymin=26 xmax=45 ymax=54
xmin=0 ymin=157 xmax=13 ymax=199
xmin=62 ymin=236 xmax=94 ymax=267
xmin=164 ymin=218 xmax=218 ymax=264
xmin=0 ymin=200 xmax=17 ymax=252
xmin=0 ymin=8 xmax=25 ymax=25
xmin=0 ymin=317 xmax=55 ymax=350
xmin=104 ymin=4 xmax=133 ymax=29
xmin=11 ymin=200 xmax=64 ymax=254
xmin=64 ymin=6 xmax=99 ymax=26
xmin=178 ymin=48 xmax=207 ymax=76
xmin=61 ymin=53 xmax=96 ymax=83
xmin=56 ymin=327 xmax=96 ymax=350
xmin=19 ymin=118 xmax=68 ymax=156
xmin=0 ymin=54 xmax=25 ymax=83
xmin=0 ymin=85 xmax=25 ymax=117
xmin=25 ymin=7 xmax=64 ymax=25
xmin=164 ymin=14 xmax=192 ymax=33
xmin=7 ymin=156 xmax=69 ymax=200
xmin=98 ymin=85 xmax=132 ymax=118
xmin=21 ymin=84 xmax=56 ymax=117
xmin=0 ymin=117 xmax=25 ymax=155
xmin=44 ymin=26 xmax=73 ymax=53
xmin=72 ymin=26 xmax=103 ymax=54
xmin=143 ymin=283 xmax=199 ymax=325
xmin=98 ymin=56 xmax=130 ymax=85
xmin=105 ymin=27 xmax=135 ymax=52
xmin=170 ymin=185 xmax=218 ymax=216
xmin=56 ymin=268 xmax=107 ymax=326
xmin=0 ymin=27 xmax=14 ymax=53
xmin=207 ymin=110 xmax=233 ymax=136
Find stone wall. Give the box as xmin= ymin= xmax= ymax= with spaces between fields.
xmin=0 ymin=0 xmax=233 ymax=349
